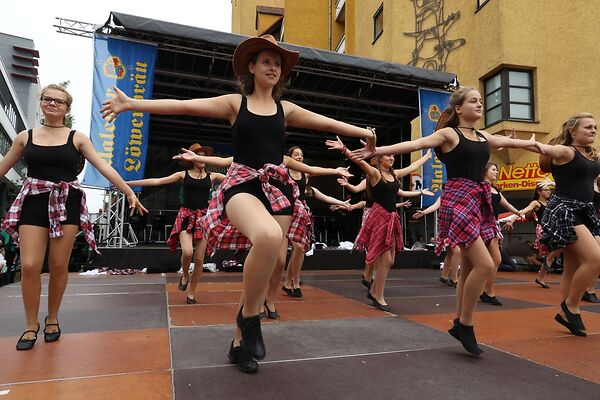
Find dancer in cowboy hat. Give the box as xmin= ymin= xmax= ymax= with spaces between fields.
xmin=101 ymin=34 xmax=376 ymax=373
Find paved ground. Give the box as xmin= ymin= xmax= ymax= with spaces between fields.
xmin=0 ymin=269 xmax=598 ymax=399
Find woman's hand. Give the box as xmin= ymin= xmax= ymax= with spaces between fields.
xmin=126 ymin=192 xmax=148 ymax=216
xmin=172 ymin=148 xmax=200 ymax=163
xmin=397 ymin=200 xmax=412 ymax=208
xmin=100 ymin=87 xmax=133 ymax=122
xmin=421 ymin=188 xmax=434 ymax=196
xmin=335 ymin=167 xmax=353 ymax=178
xmin=503 ymin=220 xmax=514 ymax=231
xmin=412 ymin=210 xmax=425 ymax=219
xmin=325 ymin=135 xmax=346 ymax=152
xmin=349 ymin=139 xmax=377 ymax=161
xmin=337 ymin=176 xmax=349 ymax=187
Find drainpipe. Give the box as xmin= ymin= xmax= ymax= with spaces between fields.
xmin=328 ymin=0 xmax=332 ymax=50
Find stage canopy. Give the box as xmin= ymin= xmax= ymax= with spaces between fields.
xmin=96 ymin=11 xmax=455 ymax=211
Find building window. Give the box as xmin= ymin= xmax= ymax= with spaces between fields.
xmin=373 ymin=4 xmax=383 ymax=43
xmin=484 ymin=69 xmax=534 ymax=126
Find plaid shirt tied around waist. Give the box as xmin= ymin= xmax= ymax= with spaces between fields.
xmin=540 ymin=194 xmax=599 ymax=251
xmin=201 ymin=162 xmax=307 ymax=254
xmin=166 ymin=207 xmax=207 ymax=252
xmin=2 ymin=177 xmax=97 ymax=252
xmin=435 ymin=178 xmax=499 ymax=255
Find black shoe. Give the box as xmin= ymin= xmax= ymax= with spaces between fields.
xmin=292 ymin=288 xmax=303 ymax=298
xmin=555 ymin=301 xmax=586 ymax=336
xmin=43 ymin=317 xmax=61 ymax=343
xmin=186 ymin=296 xmax=197 ymax=304
xmin=264 ymin=302 xmax=280 ymax=320
xmin=582 ymin=291 xmax=600 ymax=303
xmin=282 ymin=286 xmax=294 ymax=296
xmin=236 ymin=307 xmax=265 ymax=360
xmin=479 ymin=292 xmax=502 ymax=305
xmin=535 ymin=279 xmax=550 ymax=289
xmin=361 ymin=276 xmax=373 ymax=290
xmin=454 ymin=321 xmax=483 ymax=355
xmin=448 ymin=318 xmax=460 ymax=340
xmin=448 ymin=279 xmax=457 ymax=288
xmin=178 ymin=276 xmax=188 ymax=291
xmin=228 ymin=341 xmax=258 ymax=373
xmin=367 ymin=291 xmax=376 ymax=302
xmin=480 ymin=292 xmax=503 ymax=306
xmin=16 ymin=324 xmax=40 ymax=351
xmin=439 ymin=277 xmax=449 ymax=284
xmin=370 ymin=298 xmax=391 ymax=312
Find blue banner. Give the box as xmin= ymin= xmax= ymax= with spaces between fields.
xmin=419 ymin=88 xmax=450 ymax=207
xmin=83 ymin=36 xmax=157 ymax=189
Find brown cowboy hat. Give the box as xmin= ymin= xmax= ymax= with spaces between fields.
xmin=232 ymin=34 xmax=299 ymax=79
xmin=189 ymin=143 xmax=213 ymax=156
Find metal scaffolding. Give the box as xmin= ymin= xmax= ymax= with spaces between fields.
xmin=96 ymin=190 xmax=138 ymax=248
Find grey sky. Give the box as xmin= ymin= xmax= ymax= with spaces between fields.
xmin=0 ymin=1 xmax=232 ymax=210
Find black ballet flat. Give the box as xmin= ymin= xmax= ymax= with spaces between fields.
xmin=16 ymin=323 xmax=40 ymax=351
xmin=582 ymin=291 xmax=600 ymax=303
xmin=439 ymin=277 xmax=449 ymax=284
xmin=448 ymin=318 xmax=460 ymax=341
xmin=282 ymin=286 xmax=294 ymax=296
xmin=361 ymin=275 xmax=373 ymax=290
xmin=555 ymin=301 xmax=586 ymax=336
xmin=292 ymin=288 xmax=303 ymax=298
xmin=448 ymin=279 xmax=457 ymax=288
xmin=43 ymin=317 xmax=61 ymax=343
xmin=186 ymin=296 xmax=197 ymax=304
xmin=264 ymin=301 xmax=280 ymax=320
xmin=370 ymin=298 xmax=391 ymax=312
xmin=535 ymin=279 xmax=550 ymax=289
xmin=178 ymin=276 xmax=188 ymax=291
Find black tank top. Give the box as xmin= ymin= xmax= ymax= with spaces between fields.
xmin=371 ymin=176 xmax=400 ymax=213
xmin=491 ymin=191 xmax=502 ymax=219
xmin=23 ymin=129 xmax=80 ymax=182
xmin=232 ymin=96 xmax=285 ymax=169
xmin=552 ymin=147 xmax=600 ymax=202
xmin=535 ymin=202 xmax=546 ymax=223
xmin=435 ymin=128 xmax=489 ymax=182
xmin=182 ymin=171 xmax=211 ymax=210
xmin=290 ymin=171 xmax=306 ymax=201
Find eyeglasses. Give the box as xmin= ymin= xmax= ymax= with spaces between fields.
xmin=41 ymin=96 xmax=69 ymax=107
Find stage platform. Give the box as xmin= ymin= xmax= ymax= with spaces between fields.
xmin=0 ymin=269 xmax=598 ymax=399
xmin=87 ymin=246 xmax=443 ymax=272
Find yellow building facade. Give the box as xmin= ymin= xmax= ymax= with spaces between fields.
xmin=232 ymin=0 xmax=600 ymax=192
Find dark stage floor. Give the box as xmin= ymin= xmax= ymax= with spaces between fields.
xmin=0 ymin=269 xmax=598 ymax=399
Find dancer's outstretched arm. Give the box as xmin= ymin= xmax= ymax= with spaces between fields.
xmin=395 ymin=150 xmax=432 ymax=178
xmin=398 ymin=188 xmax=434 ymax=198
xmin=283 ymin=101 xmax=376 ymax=142
xmin=337 ymin=177 xmax=366 ymax=193
xmin=173 ymin=150 xmax=234 ymax=169
xmin=326 ymin=136 xmax=381 ymax=185
xmin=284 ymin=156 xmax=351 ymax=178
xmin=101 ymin=87 xmax=240 ymax=123
xmin=412 ymin=197 xmax=442 ymax=219
xmin=310 ymin=187 xmax=351 ymax=208
xmin=127 ymin=172 xmax=185 ymax=187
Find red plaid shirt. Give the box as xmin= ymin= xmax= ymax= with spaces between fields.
xmin=354 ymin=202 xmax=404 ymax=264
xmin=201 ymin=162 xmax=307 ymax=254
xmin=287 ymin=200 xmax=313 ymax=252
xmin=166 ymin=207 xmax=207 ymax=252
xmin=2 ymin=177 xmax=97 ymax=252
xmin=435 ymin=178 xmax=499 ymax=255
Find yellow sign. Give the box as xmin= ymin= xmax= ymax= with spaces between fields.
xmin=495 ymin=162 xmax=551 ymax=191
